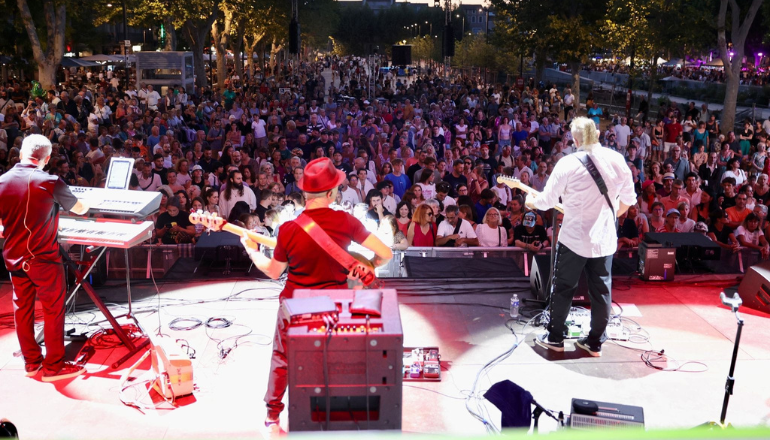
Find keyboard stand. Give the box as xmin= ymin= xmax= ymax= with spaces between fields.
xmin=62 ymin=246 xmax=149 ymax=369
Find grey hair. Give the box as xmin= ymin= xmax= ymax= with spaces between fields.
xmin=445 ymin=205 xmax=460 ymax=215
xmin=425 ymin=198 xmax=440 ymax=209
xmin=20 ymin=134 xmax=52 ymax=161
xmin=570 ymin=117 xmax=600 ymax=150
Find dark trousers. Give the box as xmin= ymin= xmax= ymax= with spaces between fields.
xmin=265 ymin=313 xmax=288 ymax=419
xmin=10 ymin=260 xmax=67 ymax=372
xmin=547 ymin=244 xmax=612 ymax=347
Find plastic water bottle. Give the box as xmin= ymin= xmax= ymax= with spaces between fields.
xmin=510 ymin=294 xmax=520 ymax=319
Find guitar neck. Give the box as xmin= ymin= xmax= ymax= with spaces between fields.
xmin=498 ymin=178 xmax=565 ymax=213
xmin=221 ymin=222 xmax=278 ymax=249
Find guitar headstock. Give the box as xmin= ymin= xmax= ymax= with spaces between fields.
xmin=496 ymin=174 xmax=523 ymax=190
xmin=189 ymin=210 xmax=226 ymax=232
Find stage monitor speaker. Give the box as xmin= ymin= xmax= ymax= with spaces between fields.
xmin=289 ymin=18 xmax=300 ymax=54
xmin=736 ymin=260 xmax=770 ymax=314
xmin=442 ymin=24 xmax=455 ymax=58
xmin=531 ymin=253 xmax=589 ymax=306
xmin=638 ymin=241 xmax=676 ymax=281
xmin=391 ymin=45 xmax=412 ymax=66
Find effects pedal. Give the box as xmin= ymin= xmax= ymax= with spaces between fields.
xmin=565 ymin=308 xmax=591 ymax=339
xmin=605 ymin=318 xmax=630 ymax=341
xmin=403 ymin=346 xmax=442 ymax=381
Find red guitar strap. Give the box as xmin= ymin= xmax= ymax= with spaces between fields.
xmin=293 ymin=213 xmax=376 ymax=286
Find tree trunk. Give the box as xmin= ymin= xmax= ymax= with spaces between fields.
xmin=718 ymin=0 xmax=763 ymax=134
xmin=534 ymin=50 xmax=545 ymax=85
xmin=212 ymin=7 xmax=234 ymax=92
xmin=647 ymin=53 xmax=659 ymax=104
xmin=38 ymin=63 xmax=57 ymax=90
xmin=246 ymin=39 xmax=258 ymax=78
xmin=569 ymin=60 xmax=581 ymax=111
xmin=163 ymin=17 xmax=177 ymax=51
xmin=232 ymin=34 xmax=243 ymax=81
xmin=184 ymin=21 xmax=211 ymax=89
xmin=270 ymin=37 xmax=283 ymax=70
xmin=16 ymin=0 xmax=66 ymax=91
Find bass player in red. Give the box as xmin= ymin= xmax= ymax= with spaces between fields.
xmin=241 ymin=157 xmax=392 ymax=431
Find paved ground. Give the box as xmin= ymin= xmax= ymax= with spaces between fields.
xmin=0 ymin=273 xmax=769 ymax=438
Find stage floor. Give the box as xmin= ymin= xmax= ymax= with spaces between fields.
xmin=0 ymin=274 xmax=769 ymax=438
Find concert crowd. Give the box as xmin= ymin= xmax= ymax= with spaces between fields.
xmin=0 ymin=54 xmax=769 ymax=257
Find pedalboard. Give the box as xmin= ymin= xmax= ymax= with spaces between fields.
xmin=403 ymin=347 xmax=441 ymax=382
xmin=564 ymin=309 xmax=630 ymax=341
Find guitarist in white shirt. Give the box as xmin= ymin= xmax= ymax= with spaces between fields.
xmin=526 ymin=117 xmax=637 ymax=357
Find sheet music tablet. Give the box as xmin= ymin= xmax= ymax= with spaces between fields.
xmin=105 ymin=158 xmax=135 ymax=190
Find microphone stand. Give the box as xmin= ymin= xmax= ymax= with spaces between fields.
xmin=703 ymin=292 xmax=745 ymax=428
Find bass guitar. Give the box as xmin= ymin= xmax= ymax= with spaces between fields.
xmin=496 ymin=175 xmax=566 ymax=213
xmin=189 ymin=211 xmax=379 ymax=288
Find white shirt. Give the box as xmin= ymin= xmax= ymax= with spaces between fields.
xmin=383 ymin=194 xmax=397 ymax=214
xmin=614 ymin=124 xmax=632 ymax=148
xmin=437 ymin=218 xmax=477 ymax=239
xmin=513 ymin=165 xmax=534 ymax=180
xmin=439 ymin=195 xmax=456 ymax=214
xmin=678 ymin=218 xmax=696 ymax=233
xmin=532 ymin=144 xmax=637 ymax=258
xmin=475 ymin=223 xmax=508 ymax=247
xmin=491 ymin=185 xmax=512 ymax=207
xmin=218 ymin=186 xmax=257 ymax=219
xmin=138 ymin=174 xmax=162 ymax=192
xmin=252 ymin=119 xmax=267 ymax=138
xmin=147 ymin=91 xmax=161 ymax=108
xmin=340 ymin=186 xmax=360 ymax=205
xmin=735 ymin=225 xmax=763 ymax=245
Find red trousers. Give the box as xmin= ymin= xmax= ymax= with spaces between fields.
xmin=10 ymin=260 xmax=67 ymax=372
xmin=265 ymin=314 xmax=288 ymax=419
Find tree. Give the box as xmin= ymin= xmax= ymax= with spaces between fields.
xmin=211 ymin=1 xmax=236 ymax=91
xmin=718 ymin=0 xmax=764 ymax=133
xmin=603 ymin=0 xmax=713 ymax=105
xmin=181 ymin=0 xmax=219 ymax=89
xmin=16 ymin=0 xmax=66 ymax=90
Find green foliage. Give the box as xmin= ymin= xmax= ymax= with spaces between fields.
xmin=332 ymin=4 xmax=449 ymax=56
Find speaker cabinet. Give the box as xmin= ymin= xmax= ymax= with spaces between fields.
xmin=391 ymin=45 xmax=412 ymax=66
xmin=289 ymin=18 xmax=300 ymax=54
xmin=531 ymin=253 xmax=590 ymax=306
xmin=442 ymin=24 xmax=455 ymax=58
xmin=736 ymin=261 xmax=770 ymax=314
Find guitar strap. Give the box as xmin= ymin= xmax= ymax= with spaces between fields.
xmin=577 ymin=152 xmax=615 ymax=218
xmin=293 ymin=213 xmax=376 ymax=286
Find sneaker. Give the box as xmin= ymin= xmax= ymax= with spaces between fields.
xmin=41 ymin=362 xmax=85 ymax=382
xmin=25 ymin=362 xmax=42 ymax=377
xmin=575 ymin=338 xmax=602 ymax=357
xmin=535 ymin=333 xmax=564 ymax=352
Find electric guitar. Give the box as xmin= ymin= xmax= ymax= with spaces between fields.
xmin=496 ymin=175 xmax=565 ymax=213
xmin=189 ymin=211 xmax=379 ymax=288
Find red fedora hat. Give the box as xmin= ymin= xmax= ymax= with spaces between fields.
xmin=297 ymin=157 xmax=346 ymax=193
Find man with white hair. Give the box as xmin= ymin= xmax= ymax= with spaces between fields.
xmin=526 ymin=117 xmax=637 ymax=357
xmin=0 ymin=134 xmax=89 ymax=382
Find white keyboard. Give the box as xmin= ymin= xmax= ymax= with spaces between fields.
xmin=58 ymin=217 xmax=154 ymax=249
xmin=68 ymin=187 xmax=161 ymax=218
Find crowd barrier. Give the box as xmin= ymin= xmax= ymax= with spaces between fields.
xmin=98 ymin=242 xmax=765 ymax=281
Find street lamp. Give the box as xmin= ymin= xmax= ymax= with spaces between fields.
xmin=457 ymin=14 xmax=465 ymax=35
xmin=426 ymin=20 xmax=432 ymax=36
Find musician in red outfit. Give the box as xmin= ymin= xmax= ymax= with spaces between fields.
xmin=0 ymin=134 xmax=89 ymax=382
xmin=241 ymin=157 xmax=392 ymax=430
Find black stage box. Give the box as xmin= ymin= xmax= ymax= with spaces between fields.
xmin=644 ymin=232 xmax=721 ymax=261
xmin=638 ymin=241 xmax=677 ymax=281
